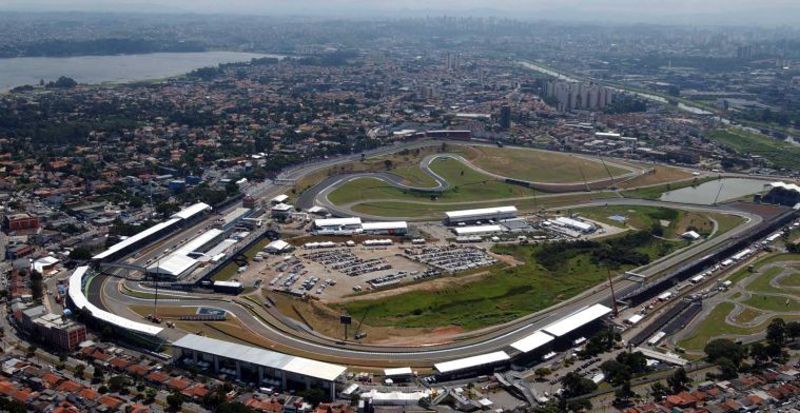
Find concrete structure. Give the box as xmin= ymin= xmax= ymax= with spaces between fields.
xmin=444 ymin=206 xmax=517 ymax=225
xmin=542 ymin=304 xmax=612 ymax=339
xmin=172 ymin=334 xmax=346 ymax=400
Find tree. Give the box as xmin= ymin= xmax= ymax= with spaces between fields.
xmin=534 ymin=367 xmax=551 ymax=381
xmin=561 ymin=372 xmax=598 ymax=398
xmin=786 ymin=321 xmax=800 ymax=339
xmin=650 ymin=382 xmax=668 ymax=400
xmin=767 ymin=318 xmax=787 ymax=347
xmin=92 ymin=365 xmax=105 ymax=384
xmin=216 ymin=402 xmax=258 ymax=413
xmin=667 ymin=367 xmax=689 ymax=393
xmin=750 ymin=342 xmax=769 ymax=368
xmin=705 ymin=339 xmax=745 ymax=366
xmin=383 ymin=159 xmax=393 ymax=170
xmin=298 ymin=387 xmax=327 ymax=406
xmin=74 ymin=364 xmax=85 ymax=379
xmin=166 ymin=392 xmax=184 ymax=412
xmin=601 ymin=360 xmax=631 ymax=386
xmin=613 ymin=379 xmax=635 ymax=409
xmin=716 ymin=357 xmax=739 ymax=380
xmin=144 ymin=387 xmax=157 ymax=403
xmin=108 ymin=375 xmax=128 ymax=393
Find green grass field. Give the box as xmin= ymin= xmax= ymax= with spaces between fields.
xmin=338 ymin=235 xmax=682 ymax=330
xmin=742 ymin=294 xmax=800 ymax=312
xmin=707 ymin=129 xmax=800 ymax=170
xmin=570 ymin=205 xmax=722 ymax=238
xmin=349 ymin=192 xmax=620 ymax=218
xmin=327 ymin=158 xmax=540 ymax=206
xmin=451 ymin=145 xmax=631 ymax=183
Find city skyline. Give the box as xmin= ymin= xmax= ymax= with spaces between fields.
xmin=2 ymin=0 xmax=800 ymax=25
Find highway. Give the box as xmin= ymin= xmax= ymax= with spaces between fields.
xmin=88 ymin=139 xmax=773 ymax=367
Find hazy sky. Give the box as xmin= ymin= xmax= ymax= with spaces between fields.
xmin=3 ymin=0 xmax=799 ymax=25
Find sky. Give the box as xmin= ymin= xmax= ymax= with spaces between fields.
xmin=2 ymin=0 xmax=799 ymax=25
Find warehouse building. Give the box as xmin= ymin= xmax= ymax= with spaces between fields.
xmin=314 ymin=217 xmax=364 ymax=235
xmin=172 ymin=334 xmax=346 ymax=400
xmin=361 ymin=221 xmax=408 ymax=235
xmin=444 ymin=206 xmax=517 ymax=225
xmin=551 ymin=216 xmax=595 ymax=233
xmin=452 ymin=225 xmax=506 ymax=236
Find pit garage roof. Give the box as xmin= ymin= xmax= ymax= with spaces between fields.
xmin=384 ymin=367 xmax=413 ymax=377
xmin=172 ymin=334 xmax=347 ymax=382
xmin=68 ymin=266 xmax=163 ymax=336
xmin=92 ymin=217 xmax=182 ymax=260
xmin=315 ymin=217 xmax=362 ymax=227
xmin=453 ymin=225 xmax=505 ymax=235
xmin=266 ymin=239 xmax=292 ymax=252
xmin=445 ymin=206 xmax=517 ymax=220
xmin=147 ymin=254 xmax=198 ymax=277
xmin=172 ymin=202 xmax=212 ymax=220
xmin=361 ymin=221 xmax=408 ymax=231
xmin=271 ymin=194 xmax=289 ymax=203
xmin=543 ymin=304 xmax=612 ymax=337
xmin=510 ymin=330 xmax=555 ymax=353
xmin=434 ymin=351 xmax=510 ymax=374
xmin=175 ymin=229 xmax=224 ymax=256
xmin=768 ymin=181 xmax=800 ymax=194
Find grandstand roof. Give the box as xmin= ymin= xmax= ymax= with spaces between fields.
xmin=543 ymin=304 xmax=612 ymax=337
xmin=175 ymin=229 xmax=224 ymax=256
xmin=172 ymin=202 xmax=212 ymax=220
xmin=172 ymin=334 xmax=346 ymax=381
xmin=434 ymin=351 xmax=510 ymax=374
xmin=147 ymin=254 xmax=198 ymax=277
xmin=92 ymin=218 xmax=182 ymax=260
xmin=510 ymin=330 xmax=555 ymax=353
xmin=68 ymin=266 xmax=163 ymax=336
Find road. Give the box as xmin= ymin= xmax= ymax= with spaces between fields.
xmin=86 ymin=139 xmax=772 ymax=367
xmin=95 ymin=200 xmax=762 ymax=366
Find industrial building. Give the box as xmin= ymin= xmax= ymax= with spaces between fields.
xmin=549 ymin=216 xmax=596 ymax=234
xmin=361 ymin=221 xmax=408 ymax=235
xmin=444 ymin=206 xmax=517 ymax=225
xmin=452 ymin=225 xmax=505 ymax=236
xmin=313 ymin=217 xmax=409 ymax=236
xmin=314 ymin=217 xmax=364 ymax=235
xmin=172 ymin=334 xmax=346 ymax=400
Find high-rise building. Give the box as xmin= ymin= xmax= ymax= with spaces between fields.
xmin=499 ymin=105 xmax=511 ymax=129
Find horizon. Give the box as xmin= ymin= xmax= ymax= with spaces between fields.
xmin=1 ymin=0 xmax=799 ymax=26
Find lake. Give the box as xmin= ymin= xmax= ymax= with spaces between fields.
xmin=0 ymin=51 xmax=281 ymax=91
xmin=659 ymin=178 xmax=769 ymax=205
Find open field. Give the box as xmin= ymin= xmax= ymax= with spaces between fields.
xmin=570 ymin=205 xmax=719 ymax=238
xmin=449 ymin=145 xmax=631 ymax=183
xmin=616 ymin=165 xmax=694 ymax=189
xmin=734 ymin=307 xmax=763 ymax=324
xmin=707 ymin=129 xmax=800 ymax=170
xmin=349 ymin=192 xmax=620 ymax=218
xmin=328 ymin=157 xmax=539 ymax=205
xmin=743 ymin=294 xmax=800 ymax=312
xmin=334 ymin=233 xmax=682 ymax=331
xmin=621 ymin=175 xmax=718 ymax=199
xmin=212 ymin=238 xmax=272 ymax=282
